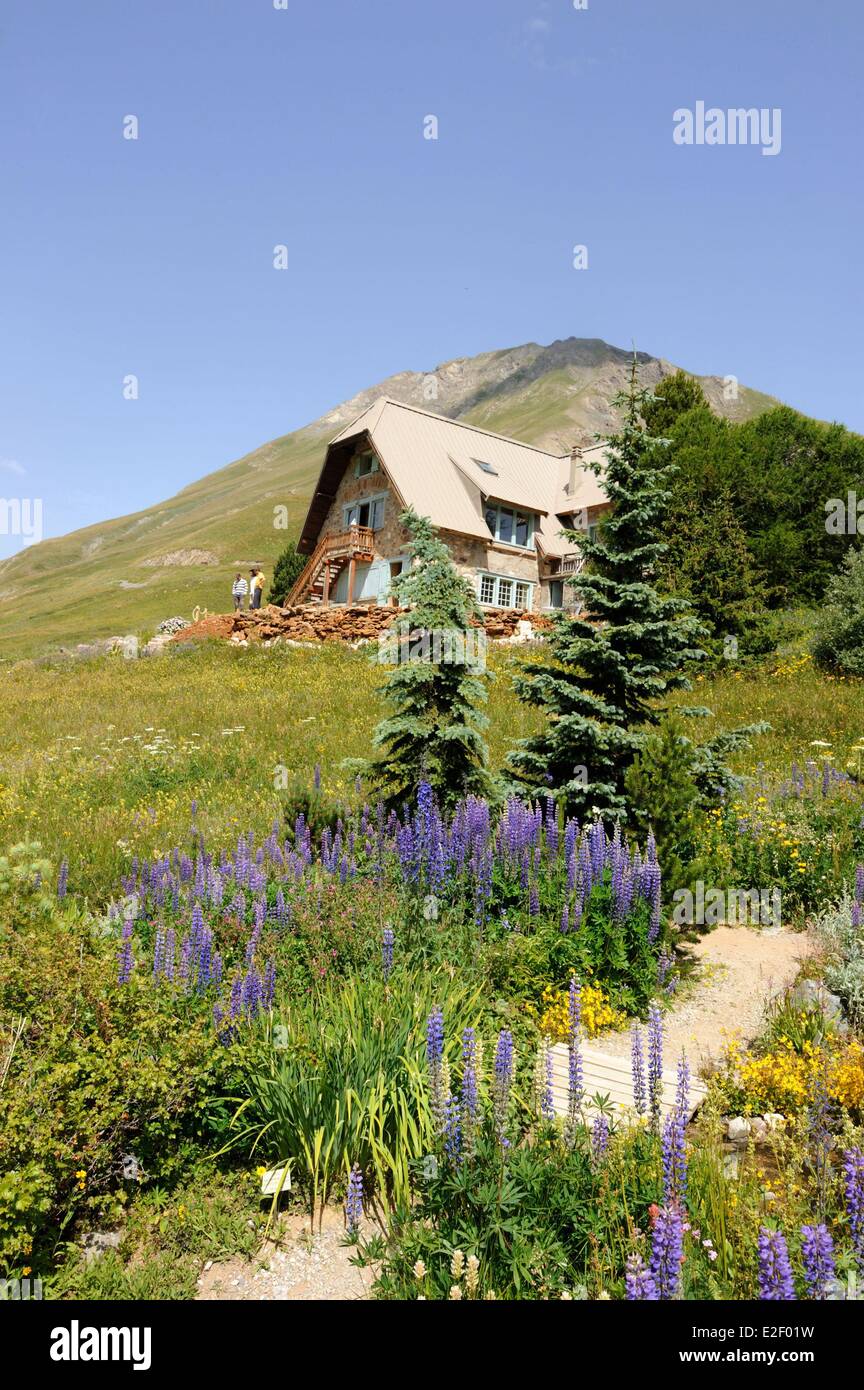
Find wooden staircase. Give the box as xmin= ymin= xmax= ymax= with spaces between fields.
xmin=286 ymin=525 xmax=376 ymax=606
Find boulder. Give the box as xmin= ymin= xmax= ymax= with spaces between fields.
xmin=727 ymin=1116 xmax=752 ymax=1144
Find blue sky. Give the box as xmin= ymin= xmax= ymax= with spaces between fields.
xmin=1 ymin=0 xmax=861 ymax=556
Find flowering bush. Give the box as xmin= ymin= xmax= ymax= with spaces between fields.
xmin=713 ymin=1036 xmax=864 ymax=1116
xmin=531 ymin=978 xmax=626 ymax=1042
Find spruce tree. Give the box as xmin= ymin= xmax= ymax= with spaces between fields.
xmin=508 ymin=359 xmax=708 ymax=818
xmin=270 ymin=540 xmax=307 ymax=606
xmin=359 ymin=509 xmax=495 ymax=810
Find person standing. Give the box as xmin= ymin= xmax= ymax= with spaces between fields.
xmin=250 ymin=567 xmax=265 ymax=610
xmin=232 ymin=572 xmax=247 ymax=612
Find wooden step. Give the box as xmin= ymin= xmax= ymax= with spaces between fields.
xmin=548 ymin=1042 xmax=707 ymax=1123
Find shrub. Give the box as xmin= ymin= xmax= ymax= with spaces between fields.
xmin=812 ymin=547 xmax=864 ymax=677
xmin=269 ymin=540 xmax=307 ymax=606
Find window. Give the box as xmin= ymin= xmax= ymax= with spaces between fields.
xmin=477 ymin=573 xmax=533 ymax=610
xmin=483 ymin=501 xmax=536 ymax=549
xmin=354 ymin=452 xmax=379 ymax=478
xmin=548 ymin=580 xmax=564 ymax=610
xmin=344 ymin=493 xmax=386 ymax=531
xmin=474 ymin=458 xmax=499 ymax=476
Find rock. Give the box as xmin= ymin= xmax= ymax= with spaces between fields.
xmin=142 ymin=634 xmax=172 ymax=657
xmin=722 ymin=1151 xmax=740 ymax=1180
xmin=790 ymin=979 xmax=845 ymax=1021
xmin=762 ymin=1112 xmax=786 ymax=1133
xmin=81 ymin=1231 xmax=122 ymax=1265
xmin=727 ymin=1116 xmax=752 ymax=1144
xmin=750 ymin=1117 xmax=769 ymax=1143
xmin=119 ymin=635 xmax=139 ymax=660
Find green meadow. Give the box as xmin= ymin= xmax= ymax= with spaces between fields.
xmin=1 ymin=637 xmax=861 ymax=905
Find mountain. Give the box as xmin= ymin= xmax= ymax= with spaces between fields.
xmin=0 ymin=337 xmax=779 ymax=656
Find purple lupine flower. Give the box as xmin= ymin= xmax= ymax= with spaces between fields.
xmin=197 ymin=929 xmax=212 ymax=992
xmin=345 ymin=1164 xmax=363 ymax=1233
xmin=757 ymin=1228 xmax=795 ymax=1300
xmin=164 ymin=927 xmax=176 ymax=982
xmin=492 ymin=1028 xmax=514 ymax=1145
xmin=592 ymin=1113 xmax=610 ymax=1161
xmin=631 ymin=1023 xmax=646 ymax=1116
xmin=229 ymin=974 xmax=244 ymax=1023
xmin=540 ymin=1040 xmax=556 ymax=1122
xmin=117 ymin=920 xmax=134 ymax=984
xmin=843 ymin=1148 xmax=864 ymax=1272
xmin=153 ymin=928 xmax=165 ymax=981
xmin=460 ymin=1028 xmax=479 ymax=1155
xmin=649 ymin=1204 xmax=684 ymax=1299
xmin=661 ymin=1112 xmax=687 ymax=1205
xmin=625 ymin=1252 xmax=658 ymax=1301
xmin=262 ymin=957 xmax=276 ymax=1006
xmin=382 ymin=926 xmax=394 ymax=981
xmin=647 ymin=1005 xmax=664 ymax=1132
xmin=566 ymin=977 xmax=583 ymax=1139
xmin=528 ymin=884 xmax=540 ymax=916
xmin=560 ymin=903 xmax=570 ymax=933
xmin=800 ymin=1224 xmax=835 ymax=1300
xmin=57 ymin=859 xmax=69 ymax=900
xmin=426 ymin=1007 xmax=446 ymax=1133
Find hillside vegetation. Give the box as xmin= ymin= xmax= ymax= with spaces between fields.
xmin=0 ymin=338 xmax=775 ymax=656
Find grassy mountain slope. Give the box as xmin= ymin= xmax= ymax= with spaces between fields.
xmin=0 ymin=338 xmax=777 ymax=656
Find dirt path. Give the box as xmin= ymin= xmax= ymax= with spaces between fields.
xmin=594 ymin=926 xmax=812 ymax=1075
xmin=196 ymin=1206 xmax=380 ymax=1302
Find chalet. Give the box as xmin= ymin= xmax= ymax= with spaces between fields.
xmin=288 ymin=397 xmax=611 ymax=613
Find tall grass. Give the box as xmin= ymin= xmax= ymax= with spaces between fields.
xmin=225 ymin=971 xmax=481 ymax=1222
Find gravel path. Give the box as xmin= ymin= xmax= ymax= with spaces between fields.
xmin=593 ymin=925 xmax=812 ymax=1073
xmin=196 ymin=1207 xmax=379 ymax=1302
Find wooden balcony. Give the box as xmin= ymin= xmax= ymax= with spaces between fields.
xmin=286 ymin=525 xmax=377 ymax=606
xmin=559 ymin=551 xmax=586 ymax=576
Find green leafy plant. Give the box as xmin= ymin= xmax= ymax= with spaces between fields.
xmin=224 ymin=972 xmax=481 ymax=1222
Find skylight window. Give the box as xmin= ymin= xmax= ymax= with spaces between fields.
xmin=473 ymin=458 xmax=499 ymax=476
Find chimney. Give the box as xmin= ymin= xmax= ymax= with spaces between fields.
xmin=568 ymin=445 xmax=583 ymax=499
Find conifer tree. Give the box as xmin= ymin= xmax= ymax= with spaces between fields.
xmin=508 ymin=359 xmax=708 ymax=818
xmin=359 ymin=509 xmax=495 ymax=810
xmin=270 ymin=540 xmax=307 ymax=606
